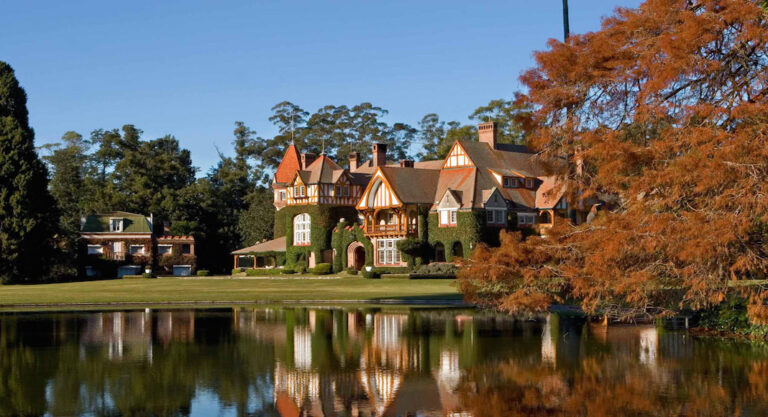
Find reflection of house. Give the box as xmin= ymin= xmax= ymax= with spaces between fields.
xmin=79 ymin=212 xmax=196 ymax=278
xmin=80 ymin=311 xmax=152 ymax=361
xmin=233 ymin=122 xmax=592 ymax=271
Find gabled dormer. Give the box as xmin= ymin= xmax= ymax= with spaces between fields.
xmin=442 ymin=142 xmax=474 ymax=169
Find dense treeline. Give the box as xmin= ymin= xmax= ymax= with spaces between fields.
xmin=0 ymin=58 xmax=525 ymax=281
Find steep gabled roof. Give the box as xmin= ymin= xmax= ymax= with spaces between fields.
xmin=379 ymin=166 xmax=441 ymax=204
xmin=305 ymin=154 xmax=342 ymax=184
xmin=432 ymin=167 xmax=476 ymax=209
xmin=81 ymin=211 xmax=152 ymax=233
xmin=458 ymin=141 xmax=540 ymax=177
xmin=274 ymin=144 xmax=302 ymax=185
xmin=535 ymin=175 xmax=567 ymax=208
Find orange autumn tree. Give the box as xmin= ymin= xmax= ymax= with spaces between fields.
xmin=459 ymin=0 xmax=768 ymax=321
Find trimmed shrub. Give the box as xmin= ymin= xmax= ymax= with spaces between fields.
xmin=414 ymin=263 xmax=458 ymax=275
xmin=231 ymin=268 xmax=245 ymax=275
xmin=362 ymin=270 xmax=380 ymax=279
xmin=311 ymin=263 xmax=332 ymax=275
xmin=373 ymin=266 xmax=411 ymax=275
xmin=294 ymin=265 xmax=307 ymax=275
xmin=245 ymin=268 xmax=284 ymax=276
xmin=346 ymin=268 xmax=359 ymax=275
xmin=197 ymin=270 xmax=210 ymax=276
xmin=142 ymin=272 xmax=154 ymax=278
xmin=281 ymin=267 xmax=297 ymax=275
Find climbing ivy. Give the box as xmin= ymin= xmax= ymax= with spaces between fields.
xmin=427 ymin=210 xmax=483 ymax=261
xmin=276 ymin=205 xmax=358 ymax=268
xmin=331 ymin=221 xmax=373 ymax=273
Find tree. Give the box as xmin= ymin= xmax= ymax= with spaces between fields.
xmin=237 ymin=188 xmax=275 ymax=247
xmin=42 ymin=131 xmax=94 ymax=247
xmin=0 ymin=61 xmax=59 ymax=283
xmin=459 ymin=0 xmax=768 ymax=322
xmin=468 ymin=99 xmax=529 ymax=145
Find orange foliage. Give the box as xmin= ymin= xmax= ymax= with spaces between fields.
xmin=461 ymin=0 xmax=768 ymax=321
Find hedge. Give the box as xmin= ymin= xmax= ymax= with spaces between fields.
xmin=408 ymin=273 xmax=456 ymax=280
xmin=232 ymin=268 xmax=245 ymax=275
xmin=373 ymin=266 xmax=412 ymax=275
xmin=362 ymin=270 xmax=380 ymax=279
xmin=311 ymin=263 xmax=332 ymax=275
xmin=245 ymin=268 xmax=284 ymax=276
xmin=196 ymin=270 xmax=210 ymax=276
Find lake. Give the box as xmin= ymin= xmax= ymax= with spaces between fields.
xmin=1 ymin=307 xmax=767 ymax=416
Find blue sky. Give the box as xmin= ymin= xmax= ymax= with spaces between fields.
xmin=2 ymin=0 xmax=641 ymax=173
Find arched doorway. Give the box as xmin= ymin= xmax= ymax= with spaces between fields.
xmin=434 ymin=242 xmax=446 ymax=262
xmin=451 ymin=242 xmax=464 ymax=260
xmin=347 ymin=241 xmax=366 ymax=270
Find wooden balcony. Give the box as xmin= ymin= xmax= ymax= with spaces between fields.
xmin=364 ymin=223 xmax=417 ymax=236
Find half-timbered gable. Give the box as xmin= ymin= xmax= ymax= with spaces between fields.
xmin=441 ymin=142 xmax=474 ymax=169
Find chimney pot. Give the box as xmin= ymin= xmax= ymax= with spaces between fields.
xmin=478 ymin=122 xmax=497 ymax=149
xmin=373 ymin=143 xmax=387 ymax=167
xmin=399 ymin=159 xmax=414 ymax=168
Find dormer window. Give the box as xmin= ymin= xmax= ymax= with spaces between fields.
xmin=109 ymin=218 xmax=123 ymax=232
xmin=503 ymin=177 xmax=520 ymax=188
xmin=525 ymin=178 xmax=534 ymax=188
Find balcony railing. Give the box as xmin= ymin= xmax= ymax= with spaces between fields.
xmin=364 ymin=223 xmax=417 ymax=236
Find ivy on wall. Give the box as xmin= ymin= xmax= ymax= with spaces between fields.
xmin=331 ymin=221 xmax=373 ymax=273
xmin=427 ymin=210 xmax=483 ymax=262
xmin=276 ymin=205 xmax=358 ymax=268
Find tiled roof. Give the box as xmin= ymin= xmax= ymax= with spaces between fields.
xmin=157 ymin=235 xmax=195 ymax=242
xmin=378 ymin=167 xmax=441 ymax=204
xmin=274 ymin=145 xmax=302 ymax=185
xmin=432 ymin=167 xmax=476 ymax=209
xmin=81 ymin=212 xmax=152 ymax=233
xmin=231 ymin=236 xmax=286 ymax=254
xmin=305 ymin=155 xmax=342 ymax=183
xmin=535 ymin=176 xmax=566 ymax=208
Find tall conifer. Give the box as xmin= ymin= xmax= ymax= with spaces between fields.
xmin=0 ymin=61 xmax=58 ymax=283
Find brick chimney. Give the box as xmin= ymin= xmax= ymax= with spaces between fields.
xmin=399 ymin=159 xmax=414 ymax=168
xmin=478 ymin=122 xmax=497 ymax=149
xmin=349 ymin=151 xmax=360 ymax=171
xmin=301 ymin=152 xmax=317 ymax=169
xmin=372 ymin=143 xmax=387 ymax=167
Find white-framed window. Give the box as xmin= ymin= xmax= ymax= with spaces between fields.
xmin=377 ymin=239 xmax=402 ymax=265
xmin=158 ymin=244 xmax=172 ymax=255
xmin=293 ymin=185 xmax=306 ymax=197
xmin=87 ymin=245 xmax=103 ymax=255
xmin=439 ymin=209 xmax=458 ymax=227
xmin=279 ymin=190 xmax=286 ymax=201
xmin=525 ymin=178 xmax=534 ymax=188
xmin=487 ymin=209 xmax=507 ymax=225
xmin=293 ymin=213 xmax=311 ymax=245
xmin=517 ymin=213 xmax=536 ymax=226
xmin=109 ymin=218 xmax=123 ymax=232
xmin=129 ymin=245 xmax=145 ymax=255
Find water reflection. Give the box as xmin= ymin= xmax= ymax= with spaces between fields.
xmin=0 ymin=309 xmax=766 ymax=416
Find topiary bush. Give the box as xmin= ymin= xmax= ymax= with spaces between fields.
xmin=142 ymin=272 xmax=154 ymax=278
xmin=311 ymin=263 xmax=332 ymax=275
xmin=346 ymin=268 xmax=358 ymax=275
xmin=197 ymin=270 xmax=210 ymax=276
xmin=362 ymin=270 xmax=380 ymax=279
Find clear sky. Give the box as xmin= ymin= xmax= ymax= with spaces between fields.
xmin=2 ymin=0 xmax=641 ymax=173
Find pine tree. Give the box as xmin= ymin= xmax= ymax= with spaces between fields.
xmin=0 ymin=61 xmax=59 ymax=283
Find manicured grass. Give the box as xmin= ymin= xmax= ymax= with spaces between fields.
xmin=0 ymin=276 xmax=462 ymax=308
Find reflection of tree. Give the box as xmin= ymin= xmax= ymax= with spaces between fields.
xmin=458 ymin=349 xmax=768 ymax=417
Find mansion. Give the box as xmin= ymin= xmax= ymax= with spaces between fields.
xmin=233 ymin=122 xmax=588 ymax=271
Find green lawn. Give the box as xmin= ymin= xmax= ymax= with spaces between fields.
xmin=0 ymin=276 xmax=462 ymax=309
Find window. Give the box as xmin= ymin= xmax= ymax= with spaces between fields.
xmin=525 ymin=178 xmax=534 ymax=188
xmin=181 ymin=244 xmax=191 ymax=254
xmin=158 ymin=244 xmax=172 ymax=255
xmin=109 ymin=218 xmax=123 ymax=232
xmin=279 ymin=190 xmax=286 ymax=201
xmin=486 ymin=209 xmax=507 ymax=225
xmin=87 ymin=245 xmax=103 ymax=255
xmin=556 ymin=198 xmax=567 ymax=209
xmin=517 ymin=213 xmax=536 ymax=226
xmin=129 ymin=245 xmax=145 ymax=255
xmin=502 ymin=177 xmax=512 ymax=188
xmin=293 ymin=213 xmax=311 ymax=245
xmin=440 ymin=209 xmax=458 ymax=226
xmin=377 ymin=239 xmax=402 ymax=265
xmin=343 ymin=185 xmax=350 ymax=196
xmin=294 ymin=185 xmax=306 ymax=197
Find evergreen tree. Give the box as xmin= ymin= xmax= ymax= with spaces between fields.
xmin=0 ymin=61 xmax=59 ymax=283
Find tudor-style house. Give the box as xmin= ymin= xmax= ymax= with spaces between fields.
xmin=80 ymin=211 xmax=196 ymax=277
xmin=232 ymin=122 xmax=593 ymax=271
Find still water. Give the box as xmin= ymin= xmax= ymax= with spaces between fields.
xmin=1 ymin=307 xmax=767 ymax=416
